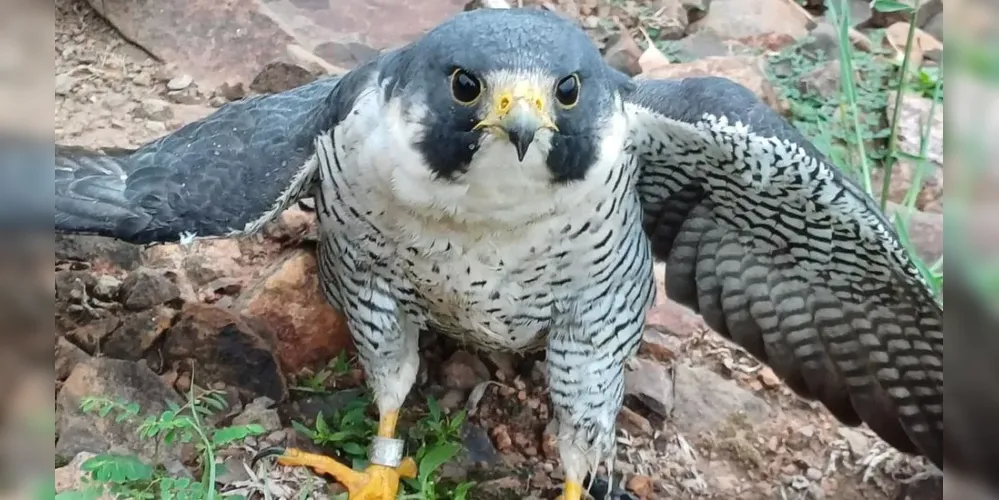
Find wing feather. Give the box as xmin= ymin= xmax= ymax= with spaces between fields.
xmin=54 ymin=75 xmax=350 ymax=243
xmin=626 ymin=76 xmax=943 ymax=468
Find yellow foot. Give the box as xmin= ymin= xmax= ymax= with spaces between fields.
xmin=252 ymin=447 xmax=416 ymax=500
xmin=555 ymin=480 xmax=584 ymax=500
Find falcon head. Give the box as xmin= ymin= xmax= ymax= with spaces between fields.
xmin=380 ymin=8 xmax=634 ymax=185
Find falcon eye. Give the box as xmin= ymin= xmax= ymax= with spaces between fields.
xmin=555 ymin=74 xmax=580 ymax=108
xmin=450 ymin=68 xmax=482 ymax=105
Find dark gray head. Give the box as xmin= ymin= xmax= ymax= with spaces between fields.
xmin=379 ymin=8 xmax=634 ymax=183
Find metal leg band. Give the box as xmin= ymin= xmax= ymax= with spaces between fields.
xmin=368 ymin=436 xmax=405 ymax=468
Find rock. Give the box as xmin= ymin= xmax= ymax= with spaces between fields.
xmin=65 ymin=316 xmax=119 ymax=354
xmin=885 ymin=202 xmax=942 ymax=264
xmin=441 ymin=350 xmax=491 ymax=390
xmin=627 ymin=474 xmax=654 ymax=498
xmin=92 ymin=275 xmax=122 ymax=301
xmin=858 ymin=0 xmax=943 ymax=29
xmin=649 ymin=0 xmax=689 ymax=40
xmin=617 ymin=406 xmax=654 ymax=437
xmin=673 ymin=31 xmax=753 ymax=61
xmin=55 ymin=452 xmax=113 ymax=498
xmin=798 ymin=59 xmax=842 ymax=101
xmin=56 ymin=336 xmax=91 ymax=381
xmin=602 ymin=32 xmax=644 ymax=77
xmin=249 ymin=61 xmax=320 ymax=95
xmin=232 ymin=396 xmax=283 ymax=432
xmin=688 ymin=0 xmax=811 ymax=40
xmin=134 ymin=98 xmax=174 ymax=122
xmin=56 ymin=358 xmax=184 ymax=464
xmin=86 ymin=0 xmax=467 ymax=89
xmin=236 ymin=250 xmax=353 ymax=375
xmin=871 ymin=161 xmax=944 ymax=213
xmin=682 ymin=0 xmax=710 ymax=23
xmin=55 ymin=73 xmax=78 ymax=96
xmin=102 ymin=307 xmax=175 ymax=360
xmin=647 ymin=265 xmax=707 ymax=337
xmin=922 ymin=11 xmax=942 ymax=42
xmin=799 ymin=21 xmax=841 ymax=59
xmin=490 ymin=423 xmax=513 ymax=452
xmin=639 ymin=327 xmax=681 ymax=363
xmin=166 ymin=74 xmax=193 ymax=91
xmin=625 ymin=359 xmax=771 ymax=432
xmin=461 ymin=423 xmax=500 ymax=465
xmin=119 ymin=268 xmax=182 ymax=311
xmin=837 ymin=427 xmax=870 ymax=457
xmin=634 ymin=55 xmax=787 ymax=118
xmin=475 ymin=476 xmax=525 ymax=499
xmin=163 ymin=303 xmax=287 ymax=402
xmin=262 ymin=206 xmax=317 ymax=243
xmin=888 ymin=92 xmax=944 ymax=168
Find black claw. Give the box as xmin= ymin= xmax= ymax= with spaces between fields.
xmin=251 ymin=446 xmax=286 ymax=468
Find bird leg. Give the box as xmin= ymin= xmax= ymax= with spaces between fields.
xmin=253 ymin=270 xmax=422 ymax=499
xmin=547 ymin=333 xmax=633 ymax=500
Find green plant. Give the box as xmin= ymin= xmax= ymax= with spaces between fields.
xmin=292 ymin=351 xmax=354 ymax=394
xmin=56 ymin=381 xmax=265 ymax=500
xmin=771 ymin=0 xmax=945 ymax=300
xmin=292 ymin=393 xmax=377 ymax=468
xmin=399 ymin=396 xmax=474 ymax=500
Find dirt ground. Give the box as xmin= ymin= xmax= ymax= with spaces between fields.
xmin=54 ymin=0 xmax=942 ymax=498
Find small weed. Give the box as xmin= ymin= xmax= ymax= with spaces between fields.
xmin=291 ymin=393 xmax=376 ymax=469
xmin=292 ymin=351 xmax=354 ymax=394
xmin=55 ymin=377 xmax=265 ymax=500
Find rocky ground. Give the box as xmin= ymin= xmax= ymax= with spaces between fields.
xmin=54 ymin=0 xmax=945 ymax=498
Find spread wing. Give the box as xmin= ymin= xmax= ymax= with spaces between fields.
xmin=54 ymin=75 xmax=348 ymax=244
xmin=626 ymin=76 xmax=943 ymax=469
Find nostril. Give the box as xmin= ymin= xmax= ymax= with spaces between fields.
xmin=500 ymin=97 xmax=511 ymax=110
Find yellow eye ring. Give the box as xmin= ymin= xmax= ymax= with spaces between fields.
xmin=554 ymin=73 xmax=580 ymax=108
xmin=450 ymin=68 xmax=483 ymax=105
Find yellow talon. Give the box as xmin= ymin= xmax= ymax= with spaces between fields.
xmin=252 ymin=410 xmax=415 ymax=500
xmin=556 ymin=480 xmax=584 ymax=500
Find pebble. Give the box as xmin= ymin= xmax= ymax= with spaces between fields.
xmin=167 ymin=74 xmax=193 ymax=91
xmin=627 ymin=474 xmax=653 ymax=497
xmin=490 ymin=424 xmax=513 ymax=452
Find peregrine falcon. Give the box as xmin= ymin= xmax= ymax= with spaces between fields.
xmin=55 ymin=8 xmax=944 ymax=499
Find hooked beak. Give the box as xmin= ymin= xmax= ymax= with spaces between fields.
xmin=473 ymin=81 xmax=558 ymax=162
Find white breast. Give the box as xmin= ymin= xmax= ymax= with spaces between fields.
xmin=315 ymin=75 xmax=637 ymax=351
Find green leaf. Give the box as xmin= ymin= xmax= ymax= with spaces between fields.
xmin=54 ymin=491 xmax=100 ymax=500
xmin=340 ymin=442 xmax=366 ymax=457
xmin=81 ymin=454 xmax=154 ymax=483
xmin=212 ymin=424 xmax=266 ymax=447
xmin=871 ymin=0 xmax=913 ymax=13
xmin=417 ymin=443 xmax=459 ymax=484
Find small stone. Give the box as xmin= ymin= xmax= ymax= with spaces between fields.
xmin=135 ymin=98 xmax=174 ymax=121
xmin=627 ymin=474 xmax=654 ymax=498
xmin=167 ymin=74 xmax=193 ymax=91
xmin=490 ymin=424 xmax=513 ymax=452
xmin=102 ymin=307 xmax=175 ymax=360
xmin=145 ymin=121 xmax=167 ymax=134
xmin=798 ymin=424 xmax=816 ymax=438
xmin=759 ymin=366 xmax=782 ymax=388
xmin=55 ymin=337 xmax=91 ymax=381
xmin=163 ymin=303 xmax=287 ymax=402
xmin=119 ymin=268 xmax=181 ymax=311
xmin=639 ymin=327 xmax=681 ymax=363
xmin=232 ymin=397 xmax=283 ymax=432
xmin=55 ymin=73 xmax=78 ymax=96
xmin=617 ymin=406 xmax=653 ymax=437
xmin=805 ymin=467 xmax=822 ymax=481
xmin=441 ymin=350 xmax=490 ymax=390
xmin=217 ymin=81 xmax=247 ymax=101
xmin=92 ymin=275 xmax=121 ymax=301
xmin=132 ymin=72 xmax=153 ymax=86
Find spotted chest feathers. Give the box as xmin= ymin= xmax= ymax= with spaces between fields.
xmin=315 ymin=75 xmax=645 ymax=352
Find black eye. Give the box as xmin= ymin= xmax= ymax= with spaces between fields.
xmin=555 ymin=74 xmax=580 ymax=107
xmin=450 ymin=68 xmax=482 ymax=105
